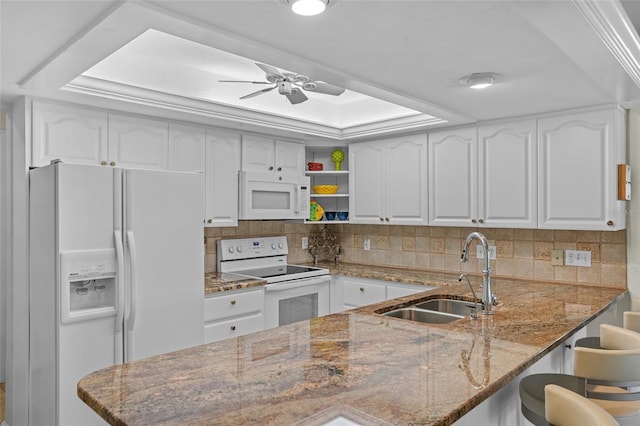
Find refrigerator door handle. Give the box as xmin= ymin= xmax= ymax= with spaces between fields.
xmin=114 ymin=230 xmax=125 ymax=364
xmin=125 ymin=230 xmax=138 ymax=360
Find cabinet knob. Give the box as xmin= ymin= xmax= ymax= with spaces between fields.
xmin=471 ymin=219 xmax=477 ymax=224
xmin=379 ymin=217 xmax=384 ymax=222
xmin=100 ymin=161 xmax=107 ymax=166
xmin=607 ymin=220 xmax=614 ymax=227
xmin=360 ymin=287 xmax=364 ymax=292
xmin=478 ymin=219 xmax=484 ymax=224
xmin=110 ymin=161 xmax=116 ymax=167
xmin=230 ymin=300 xmax=236 ymax=305
xmin=385 ymin=217 xmax=390 ymax=222
xmin=277 ymin=167 xmax=282 ymax=171
xmin=269 ymin=166 xmax=274 ymax=171
xmin=230 ymin=325 xmax=236 ymax=331
xmin=207 ymin=219 xmax=213 ymax=224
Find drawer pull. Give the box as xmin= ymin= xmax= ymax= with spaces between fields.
xmin=230 ymin=300 xmax=236 ymax=305
xmin=360 ymin=287 xmax=364 ymax=292
xmin=230 ymin=325 xmax=236 ymax=331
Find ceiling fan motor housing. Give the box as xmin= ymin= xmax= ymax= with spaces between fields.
xmin=277 ymin=81 xmax=293 ymax=95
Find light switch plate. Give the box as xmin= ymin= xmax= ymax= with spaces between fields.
xmin=476 ymin=245 xmax=496 ymax=260
xmin=301 ymin=237 xmax=308 ymax=249
xmin=551 ymin=249 xmax=564 ymax=266
xmin=565 ymin=250 xmax=591 ymax=267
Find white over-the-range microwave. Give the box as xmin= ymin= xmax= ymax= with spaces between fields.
xmin=239 ymin=171 xmax=310 ymax=220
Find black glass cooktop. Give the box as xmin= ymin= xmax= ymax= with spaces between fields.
xmin=238 ymin=265 xmax=323 ymax=279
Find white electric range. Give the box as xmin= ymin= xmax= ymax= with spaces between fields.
xmin=217 ymin=236 xmax=331 ymax=329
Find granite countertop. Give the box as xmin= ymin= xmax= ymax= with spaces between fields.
xmin=204 ymin=272 xmax=266 ymax=295
xmin=79 ymin=267 xmax=626 ymax=426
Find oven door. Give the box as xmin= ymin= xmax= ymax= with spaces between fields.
xmin=264 ymin=275 xmax=330 ymax=330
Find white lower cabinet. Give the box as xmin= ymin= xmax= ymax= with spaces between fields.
xmin=204 ymin=288 xmax=264 ymax=344
xmin=332 ymin=276 xmax=435 ymax=313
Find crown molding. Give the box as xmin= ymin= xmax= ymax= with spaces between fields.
xmin=573 ymin=0 xmax=640 ymax=88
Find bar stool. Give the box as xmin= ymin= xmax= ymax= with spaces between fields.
xmin=545 ymin=384 xmax=619 ymax=426
xmin=519 ymin=325 xmax=640 ymax=425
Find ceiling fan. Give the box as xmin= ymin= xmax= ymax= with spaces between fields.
xmin=219 ymin=62 xmax=345 ymax=104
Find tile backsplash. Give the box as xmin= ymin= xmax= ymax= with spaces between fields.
xmin=205 ymin=222 xmax=626 ymax=289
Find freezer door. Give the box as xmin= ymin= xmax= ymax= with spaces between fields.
xmin=123 ymin=169 xmax=204 ymax=361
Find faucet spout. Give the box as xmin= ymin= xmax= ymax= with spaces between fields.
xmin=461 ymin=232 xmax=496 ymax=315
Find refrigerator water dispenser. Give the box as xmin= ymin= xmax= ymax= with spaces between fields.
xmin=60 ymin=249 xmax=117 ymax=323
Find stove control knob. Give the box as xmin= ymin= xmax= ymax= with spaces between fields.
xmin=278 ymin=242 xmax=284 ymax=249
xmin=271 ymin=243 xmax=277 ymax=249
xmin=236 ymin=246 xmax=243 ymax=253
xmin=228 ymin=246 xmax=234 ymax=253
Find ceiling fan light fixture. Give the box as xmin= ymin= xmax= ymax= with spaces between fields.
xmin=460 ymin=73 xmax=501 ymax=89
xmin=290 ymin=0 xmax=328 ymax=16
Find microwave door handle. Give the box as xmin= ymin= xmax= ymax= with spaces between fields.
xmin=294 ymin=185 xmax=300 ymax=214
xmin=264 ymin=276 xmax=330 ymax=292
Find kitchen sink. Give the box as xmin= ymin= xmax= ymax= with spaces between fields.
xmin=379 ymin=297 xmax=481 ymax=324
xmin=382 ymin=307 xmax=463 ymax=324
xmin=414 ymin=299 xmax=480 ymax=316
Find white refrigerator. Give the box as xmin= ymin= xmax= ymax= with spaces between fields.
xmin=28 ymin=162 xmax=205 ymax=426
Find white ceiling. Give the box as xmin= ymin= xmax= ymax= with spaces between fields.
xmin=3 ymin=0 xmax=640 ymax=142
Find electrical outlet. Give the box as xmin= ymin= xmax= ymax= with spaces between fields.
xmin=551 ymin=249 xmax=564 ymax=266
xmin=476 ymin=245 xmax=496 ymax=260
xmin=565 ymin=250 xmax=591 ymax=267
xmin=301 ymin=237 xmax=308 ymax=249
xmin=364 ymin=238 xmax=371 ymax=251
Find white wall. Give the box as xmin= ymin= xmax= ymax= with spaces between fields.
xmin=627 ymin=110 xmax=640 ymax=310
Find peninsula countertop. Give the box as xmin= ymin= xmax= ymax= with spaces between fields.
xmin=79 ymin=269 xmax=626 ymax=426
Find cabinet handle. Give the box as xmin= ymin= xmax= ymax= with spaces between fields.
xmin=230 ymin=300 xmax=236 ymax=305
xmin=471 ymin=219 xmax=477 ymax=224
xmin=277 ymin=167 xmax=282 ymax=171
xmin=607 ymin=220 xmax=614 ymax=227
xmin=269 ymin=166 xmax=274 ymax=171
xmin=230 ymin=325 xmax=236 ymax=331
xmin=100 ymin=161 xmax=107 ymax=166
xmin=207 ymin=219 xmax=213 ymax=224
xmin=110 ymin=161 xmax=116 ymax=167
xmin=360 ymin=287 xmax=364 ymax=292
xmin=478 ymin=219 xmax=484 ymax=224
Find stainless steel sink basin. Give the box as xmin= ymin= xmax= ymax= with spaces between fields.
xmin=379 ymin=297 xmax=482 ymax=324
xmin=414 ymin=299 xmax=480 ymax=316
xmin=382 ymin=307 xmax=463 ymax=324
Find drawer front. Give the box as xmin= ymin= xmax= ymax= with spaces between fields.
xmin=204 ymin=313 xmax=264 ymax=344
xmin=204 ymin=289 xmax=264 ymax=322
xmin=342 ymin=281 xmax=386 ymax=307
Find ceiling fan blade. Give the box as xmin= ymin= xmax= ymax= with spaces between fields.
xmin=255 ymin=62 xmax=285 ymax=79
xmin=240 ymin=85 xmax=276 ymax=99
xmin=305 ymin=81 xmax=345 ymax=96
xmin=285 ymin=88 xmax=308 ymax=104
xmin=219 ymin=80 xmax=272 ymax=84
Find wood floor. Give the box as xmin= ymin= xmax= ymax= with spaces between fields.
xmin=1 ymin=382 xmax=5 ymax=422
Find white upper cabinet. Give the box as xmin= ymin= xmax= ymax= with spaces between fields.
xmin=478 ymin=120 xmax=537 ymax=228
xmin=168 ymin=123 xmax=206 ymax=172
xmin=205 ymin=129 xmax=241 ymax=227
xmin=537 ymin=108 xmax=626 ymax=230
xmin=349 ymin=134 xmax=428 ymax=225
xmin=32 ymin=100 xmax=108 ymax=167
xmin=241 ymin=134 xmax=304 ymax=176
xmin=108 ymin=114 xmax=169 ymax=170
xmin=428 ymin=127 xmax=478 ymax=226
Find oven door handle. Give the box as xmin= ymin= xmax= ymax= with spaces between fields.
xmin=264 ymin=276 xmax=330 ymax=292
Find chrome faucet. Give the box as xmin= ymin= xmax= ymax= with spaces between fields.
xmin=458 ymin=274 xmax=478 ymax=319
xmin=461 ymin=232 xmax=497 ymax=315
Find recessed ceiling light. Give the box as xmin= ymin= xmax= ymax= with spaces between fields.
xmin=459 ymin=73 xmax=502 ymax=89
xmin=288 ymin=0 xmax=329 ymax=16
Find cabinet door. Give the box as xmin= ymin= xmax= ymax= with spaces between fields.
xmin=241 ymin=134 xmax=275 ymax=173
xmin=275 ymin=140 xmax=305 ymax=176
xmin=538 ymin=110 xmax=625 ymax=230
xmin=32 ymin=100 xmax=108 ymax=167
xmin=385 ymin=135 xmax=428 ymax=225
xmin=349 ymin=141 xmax=385 ymax=224
xmin=108 ymin=114 xmax=169 ymax=170
xmin=205 ymin=130 xmax=241 ymax=227
xmin=478 ymin=120 xmax=537 ymax=228
xmin=428 ymin=128 xmax=478 ymax=226
xmin=168 ymin=123 xmax=205 ymax=172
